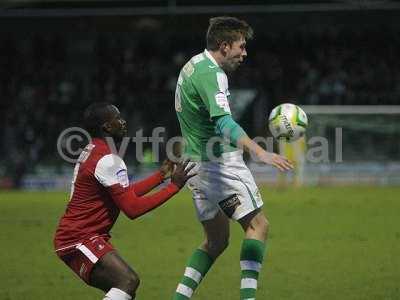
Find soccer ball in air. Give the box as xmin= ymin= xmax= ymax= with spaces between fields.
xmin=268 ymin=103 xmax=308 ymax=142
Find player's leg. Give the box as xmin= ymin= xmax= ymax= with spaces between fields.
xmin=237 ymin=209 xmax=268 ymax=300
xmin=239 ymin=208 xmax=269 ymax=241
xmin=200 ymin=210 xmax=230 ymax=259
xmin=89 ymin=251 xmax=140 ymax=300
xmin=219 ymin=154 xmax=268 ymax=300
xmin=172 ymin=211 xmax=230 ymax=300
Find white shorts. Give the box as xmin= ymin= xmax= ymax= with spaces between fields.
xmin=187 ymin=150 xmax=263 ymax=222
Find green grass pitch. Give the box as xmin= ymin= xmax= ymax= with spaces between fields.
xmin=0 ymin=186 xmax=399 ymax=300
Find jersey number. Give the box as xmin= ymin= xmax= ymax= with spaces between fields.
xmin=69 ymin=144 xmax=94 ymax=200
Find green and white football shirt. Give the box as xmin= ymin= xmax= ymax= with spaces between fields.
xmin=175 ymin=50 xmax=237 ymax=161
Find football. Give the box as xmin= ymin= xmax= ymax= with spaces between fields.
xmin=268 ymin=103 xmax=308 ymax=142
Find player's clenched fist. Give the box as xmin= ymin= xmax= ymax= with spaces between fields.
xmin=171 ymin=159 xmax=197 ymax=188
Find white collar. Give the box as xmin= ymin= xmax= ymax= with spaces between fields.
xmin=204 ymin=49 xmax=219 ymax=67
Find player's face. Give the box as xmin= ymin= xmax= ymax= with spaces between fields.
xmin=104 ymin=105 xmax=127 ymax=140
xmin=222 ymin=37 xmax=247 ymax=73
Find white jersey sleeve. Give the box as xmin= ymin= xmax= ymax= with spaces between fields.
xmin=94 ymin=154 xmax=129 ymax=188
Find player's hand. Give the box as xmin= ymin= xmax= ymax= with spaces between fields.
xmin=257 ymin=151 xmax=294 ymax=172
xmin=171 ymin=159 xmax=197 ymax=188
xmin=159 ymin=159 xmax=174 ymax=179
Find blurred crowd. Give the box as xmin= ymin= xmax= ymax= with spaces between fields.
xmin=1 ymin=21 xmax=399 ymax=187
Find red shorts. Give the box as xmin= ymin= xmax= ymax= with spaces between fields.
xmin=56 ymin=236 xmax=114 ymax=284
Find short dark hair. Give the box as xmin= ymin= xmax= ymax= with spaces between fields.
xmin=206 ymin=16 xmax=253 ymax=51
xmin=83 ymin=102 xmax=111 ymax=137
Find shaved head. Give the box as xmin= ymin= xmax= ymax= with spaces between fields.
xmin=84 ymin=103 xmax=116 ymax=137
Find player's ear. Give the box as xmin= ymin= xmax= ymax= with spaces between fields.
xmin=102 ymin=122 xmax=112 ymax=134
xmin=220 ymin=41 xmax=230 ymax=54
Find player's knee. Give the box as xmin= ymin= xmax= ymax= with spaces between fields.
xmin=128 ymin=272 xmax=140 ymax=292
xmin=121 ymin=271 xmax=140 ymax=295
xmin=249 ymin=214 xmax=269 ymax=239
xmin=204 ymin=236 xmax=229 ymax=258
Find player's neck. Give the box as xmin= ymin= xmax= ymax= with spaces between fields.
xmin=208 ymin=50 xmax=223 ymax=68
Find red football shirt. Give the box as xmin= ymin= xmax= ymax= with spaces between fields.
xmin=54 ymin=138 xmax=179 ymax=251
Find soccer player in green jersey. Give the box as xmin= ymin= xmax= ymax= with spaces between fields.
xmin=172 ymin=17 xmax=293 ymax=300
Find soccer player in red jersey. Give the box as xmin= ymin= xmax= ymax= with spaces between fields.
xmin=54 ymin=103 xmax=195 ymax=300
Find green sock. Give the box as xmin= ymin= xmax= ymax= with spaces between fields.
xmin=172 ymin=249 xmax=214 ymax=299
xmin=240 ymin=239 xmax=266 ymax=300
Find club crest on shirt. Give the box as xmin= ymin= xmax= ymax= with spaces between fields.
xmin=116 ymin=169 xmax=129 ymax=187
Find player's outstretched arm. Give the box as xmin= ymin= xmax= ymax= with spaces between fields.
xmin=130 ymin=159 xmax=175 ymax=196
xmin=237 ymin=135 xmax=294 ymax=171
xmin=109 ymin=160 xmax=196 ymax=219
xmin=214 ymin=115 xmax=293 ymax=171
xmin=131 ymin=171 xmax=164 ymax=196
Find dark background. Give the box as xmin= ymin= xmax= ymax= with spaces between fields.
xmin=1 ymin=0 xmax=400 ymax=187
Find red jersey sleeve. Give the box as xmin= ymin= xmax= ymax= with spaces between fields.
xmin=132 ymin=171 xmax=164 ymax=196
xmin=107 ymin=182 xmax=179 ymax=219
xmin=94 ymin=154 xmax=179 ymax=219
